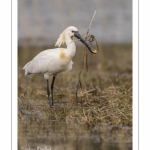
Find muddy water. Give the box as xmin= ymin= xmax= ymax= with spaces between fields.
xmin=18 ymin=122 xmax=132 ymax=150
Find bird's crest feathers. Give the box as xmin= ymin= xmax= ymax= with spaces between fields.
xmin=55 ymin=31 xmax=66 ymax=47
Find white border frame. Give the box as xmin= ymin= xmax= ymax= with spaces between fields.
xmin=12 ymin=0 xmax=18 ymax=149
xmin=4 ymin=0 xmax=142 ymax=149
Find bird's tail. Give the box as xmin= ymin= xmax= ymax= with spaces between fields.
xmin=22 ymin=61 xmax=31 ymax=76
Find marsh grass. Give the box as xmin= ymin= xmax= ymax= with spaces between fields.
xmin=18 ymin=44 xmax=132 ymax=149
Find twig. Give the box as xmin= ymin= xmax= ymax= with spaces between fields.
xmin=75 ymin=11 xmax=96 ymax=101
xmin=73 ymin=11 xmax=96 ymax=42
xmin=77 ymin=89 xmax=96 ymax=97
xmin=85 ymin=11 xmax=96 ymax=72
xmin=87 ymin=11 xmax=96 ymax=35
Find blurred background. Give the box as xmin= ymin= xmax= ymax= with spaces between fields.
xmin=18 ymin=0 xmax=132 ymax=46
xmin=18 ymin=1 xmax=132 ymax=149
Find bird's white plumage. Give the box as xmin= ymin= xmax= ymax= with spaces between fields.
xmin=23 ymin=26 xmax=78 ymax=79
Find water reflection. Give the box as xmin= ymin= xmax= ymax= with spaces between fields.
xmin=18 ymin=122 xmax=132 ymax=150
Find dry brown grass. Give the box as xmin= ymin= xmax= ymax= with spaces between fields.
xmin=18 ymin=44 xmax=132 ymax=149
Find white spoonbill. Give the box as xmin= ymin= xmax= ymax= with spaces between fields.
xmin=23 ymin=26 xmax=97 ymax=107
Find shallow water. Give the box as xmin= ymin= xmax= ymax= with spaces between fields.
xmin=18 ymin=96 xmax=132 ymax=150
xmin=18 ymin=117 xmax=132 ymax=150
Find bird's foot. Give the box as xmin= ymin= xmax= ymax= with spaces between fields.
xmin=49 ymin=104 xmax=54 ymax=108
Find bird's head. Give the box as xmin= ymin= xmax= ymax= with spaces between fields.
xmin=55 ymin=26 xmax=97 ymax=54
xmin=55 ymin=26 xmax=77 ymax=47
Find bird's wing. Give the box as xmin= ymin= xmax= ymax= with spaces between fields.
xmin=23 ymin=50 xmax=56 ymax=75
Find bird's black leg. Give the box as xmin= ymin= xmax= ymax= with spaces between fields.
xmin=51 ymin=76 xmax=56 ymax=106
xmin=46 ymin=79 xmax=51 ymax=107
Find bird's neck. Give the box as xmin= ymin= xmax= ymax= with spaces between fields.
xmin=65 ymin=37 xmax=76 ymax=58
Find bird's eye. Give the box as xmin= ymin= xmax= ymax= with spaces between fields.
xmin=72 ymin=31 xmax=74 ymax=33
